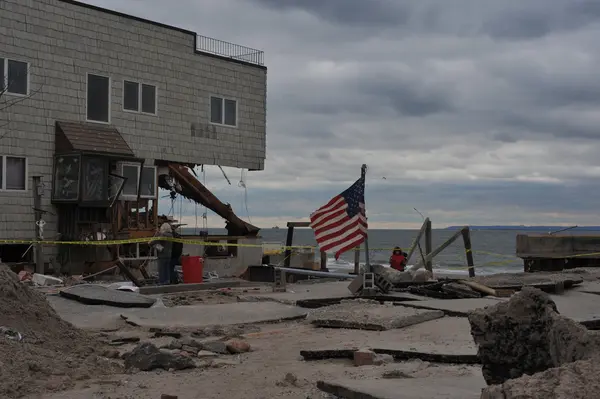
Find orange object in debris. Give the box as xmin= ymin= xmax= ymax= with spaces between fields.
xmin=181 ymin=256 xmax=203 ymax=284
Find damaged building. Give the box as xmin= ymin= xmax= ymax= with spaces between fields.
xmin=0 ymin=0 xmax=266 ymax=277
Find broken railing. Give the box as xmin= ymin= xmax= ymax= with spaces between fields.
xmin=407 ymin=219 xmax=475 ymax=277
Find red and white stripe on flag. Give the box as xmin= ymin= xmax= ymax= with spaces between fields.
xmin=309 ymin=193 xmax=367 ymax=260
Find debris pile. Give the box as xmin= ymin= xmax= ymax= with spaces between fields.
xmin=0 ymin=266 xmax=121 ymax=398
xmin=469 ymin=287 xmax=600 ymax=398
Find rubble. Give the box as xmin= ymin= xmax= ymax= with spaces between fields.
xmin=481 ymin=359 xmax=600 ymax=399
xmin=0 ymin=266 xmax=120 ymax=398
xmin=202 ymin=340 xmax=229 ymax=354
xmin=197 ymin=350 xmax=219 ymax=358
xmin=226 ymin=338 xmax=251 ymax=354
xmin=352 ymin=349 xmax=394 ymax=366
xmin=123 ymin=343 xmax=196 ymax=371
xmin=469 ymin=287 xmax=600 ymax=387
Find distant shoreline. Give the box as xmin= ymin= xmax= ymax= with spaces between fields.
xmin=445 ymin=226 xmax=600 ymax=231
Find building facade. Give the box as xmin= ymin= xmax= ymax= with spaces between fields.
xmin=0 ymin=0 xmax=267 ymax=268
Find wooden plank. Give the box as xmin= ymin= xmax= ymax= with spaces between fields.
xmin=287 ymin=221 xmax=310 ymax=228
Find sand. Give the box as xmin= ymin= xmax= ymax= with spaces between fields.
xmin=0 ymin=266 xmax=121 ymax=398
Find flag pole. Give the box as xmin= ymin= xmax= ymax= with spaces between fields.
xmin=361 ymin=164 xmax=370 ymax=273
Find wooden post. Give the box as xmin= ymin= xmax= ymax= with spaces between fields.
xmin=284 ymin=224 xmax=294 ymax=268
xmin=461 ymin=227 xmax=475 ymax=277
xmin=406 ymin=217 xmax=429 ymax=263
xmin=320 ymin=251 xmax=328 ymax=271
xmin=425 ymin=219 xmax=433 ymax=271
xmin=33 ymin=176 xmax=44 ymax=274
xmin=354 ymin=246 xmax=360 ymax=274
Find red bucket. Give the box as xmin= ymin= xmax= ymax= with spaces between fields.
xmin=181 ymin=256 xmax=203 ymax=284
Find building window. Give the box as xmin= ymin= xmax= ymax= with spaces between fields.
xmin=210 ymin=96 xmax=237 ymax=127
xmin=0 ymin=156 xmax=27 ymax=191
xmin=119 ymin=163 xmax=157 ymax=198
xmin=0 ymin=58 xmax=29 ymax=95
xmin=87 ymin=73 xmax=110 ymax=123
xmin=123 ymin=80 xmax=157 ymax=115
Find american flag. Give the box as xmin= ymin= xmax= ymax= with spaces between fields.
xmin=309 ymin=176 xmax=367 ymax=259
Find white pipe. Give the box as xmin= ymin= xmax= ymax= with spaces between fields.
xmin=273 ymin=266 xmax=355 ymax=279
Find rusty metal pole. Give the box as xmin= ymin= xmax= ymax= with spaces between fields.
xmin=33 ymin=176 xmax=44 ymax=274
xmin=361 ymin=164 xmax=370 ymax=273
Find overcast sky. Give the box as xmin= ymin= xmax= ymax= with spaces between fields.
xmin=88 ymin=0 xmax=600 ymax=229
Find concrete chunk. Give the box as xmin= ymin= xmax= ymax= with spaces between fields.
xmin=469 ymin=287 xmax=600 ymax=386
xmin=307 ymin=300 xmax=444 ymax=331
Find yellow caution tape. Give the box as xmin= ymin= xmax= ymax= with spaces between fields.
xmin=0 ymin=237 xmax=315 ymax=250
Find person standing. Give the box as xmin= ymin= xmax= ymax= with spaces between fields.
xmin=154 ymin=222 xmax=174 ymax=285
xmin=169 ymin=225 xmax=183 ymax=284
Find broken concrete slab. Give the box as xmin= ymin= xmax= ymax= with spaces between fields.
xmin=469 ymin=287 xmax=600 ymax=386
xmin=307 ymin=300 xmax=444 ymax=331
xmin=120 ymin=301 xmax=308 ymax=329
xmin=574 ymin=281 xmax=600 ymax=295
xmin=238 ymin=281 xmax=356 ymax=305
xmin=317 ymin=376 xmax=486 ymax=399
xmin=301 ymin=317 xmax=479 ymax=363
xmin=397 ymin=297 xmax=506 ymax=316
xmin=548 ymin=290 xmax=600 ymax=328
xmin=47 ymin=295 xmax=128 ymax=330
xmin=48 ymin=295 xmax=307 ymax=331
xmin=138 ymin=279 xmax=261 ymax=295
xmin=301 ymin=347 xmax=480 ymax=364
xmin=60 ymin=284 xmax=156 ymax=308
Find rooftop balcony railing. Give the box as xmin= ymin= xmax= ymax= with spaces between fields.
xmin=196 ymin=35 xmax=264 ymax=66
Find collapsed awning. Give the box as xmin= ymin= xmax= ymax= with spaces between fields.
xmin=159 ymin=163 xmax=260 ymax=236
xmin=55 ymin=121 xmax=135 ymax=157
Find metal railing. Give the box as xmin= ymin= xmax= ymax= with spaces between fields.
xmin=196 ymin=35 xmax=264 ymax=66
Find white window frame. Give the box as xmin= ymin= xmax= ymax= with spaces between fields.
xmin=1 ymin=57 xmax=30 ymax=97
xmin=122 ymin=79 xmax=158 ymax=116
xmin=0 ymin=155 xmax=28 ymax=192
xmin=209 ymin=95 xmax=238 ymax=128
xmin=85 ymin=72 xmax=111 ymax=124
xmin=118 ymin=162 xmax=157 ymax=199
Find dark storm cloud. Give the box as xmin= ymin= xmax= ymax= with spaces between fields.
xmin=87 ymin=0 xmax=600 ymax=226
xmin=251 ymin=0 xmax=408 ymax=26
xmin=358 ymin=75 xmax=455 ymax=117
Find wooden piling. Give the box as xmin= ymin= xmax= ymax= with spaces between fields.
xmin=461 ymin=227 xmax=475 ymax=277
xmin=284 ymin=224 xmax=295 ymax=268
xmin=406 ymin=218 xmax=429 ymax=263
xmin=425 ymin=219 xmax=433 ymax=271
xmin=354 ymin=247 xmax=360 ymax=274
xmin=320 ymin=251 xmax=328 ymax=271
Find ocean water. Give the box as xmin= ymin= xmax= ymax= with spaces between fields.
xmin=259 ymin=228 xmax=524 ymax=276
xmin=186 ymin=227 xmax=570 ymax=276
xmin=184 ymin=227 xmax=599 ymax=276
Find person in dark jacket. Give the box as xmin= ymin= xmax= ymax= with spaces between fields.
xmin=169 ymin=226 xmax=183 ymax=284
xmin=154 ymin=222 xmax=174 ymax=285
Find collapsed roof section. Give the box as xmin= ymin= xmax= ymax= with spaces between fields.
xmin=159 ymin=163 xmax=260 ymax=237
